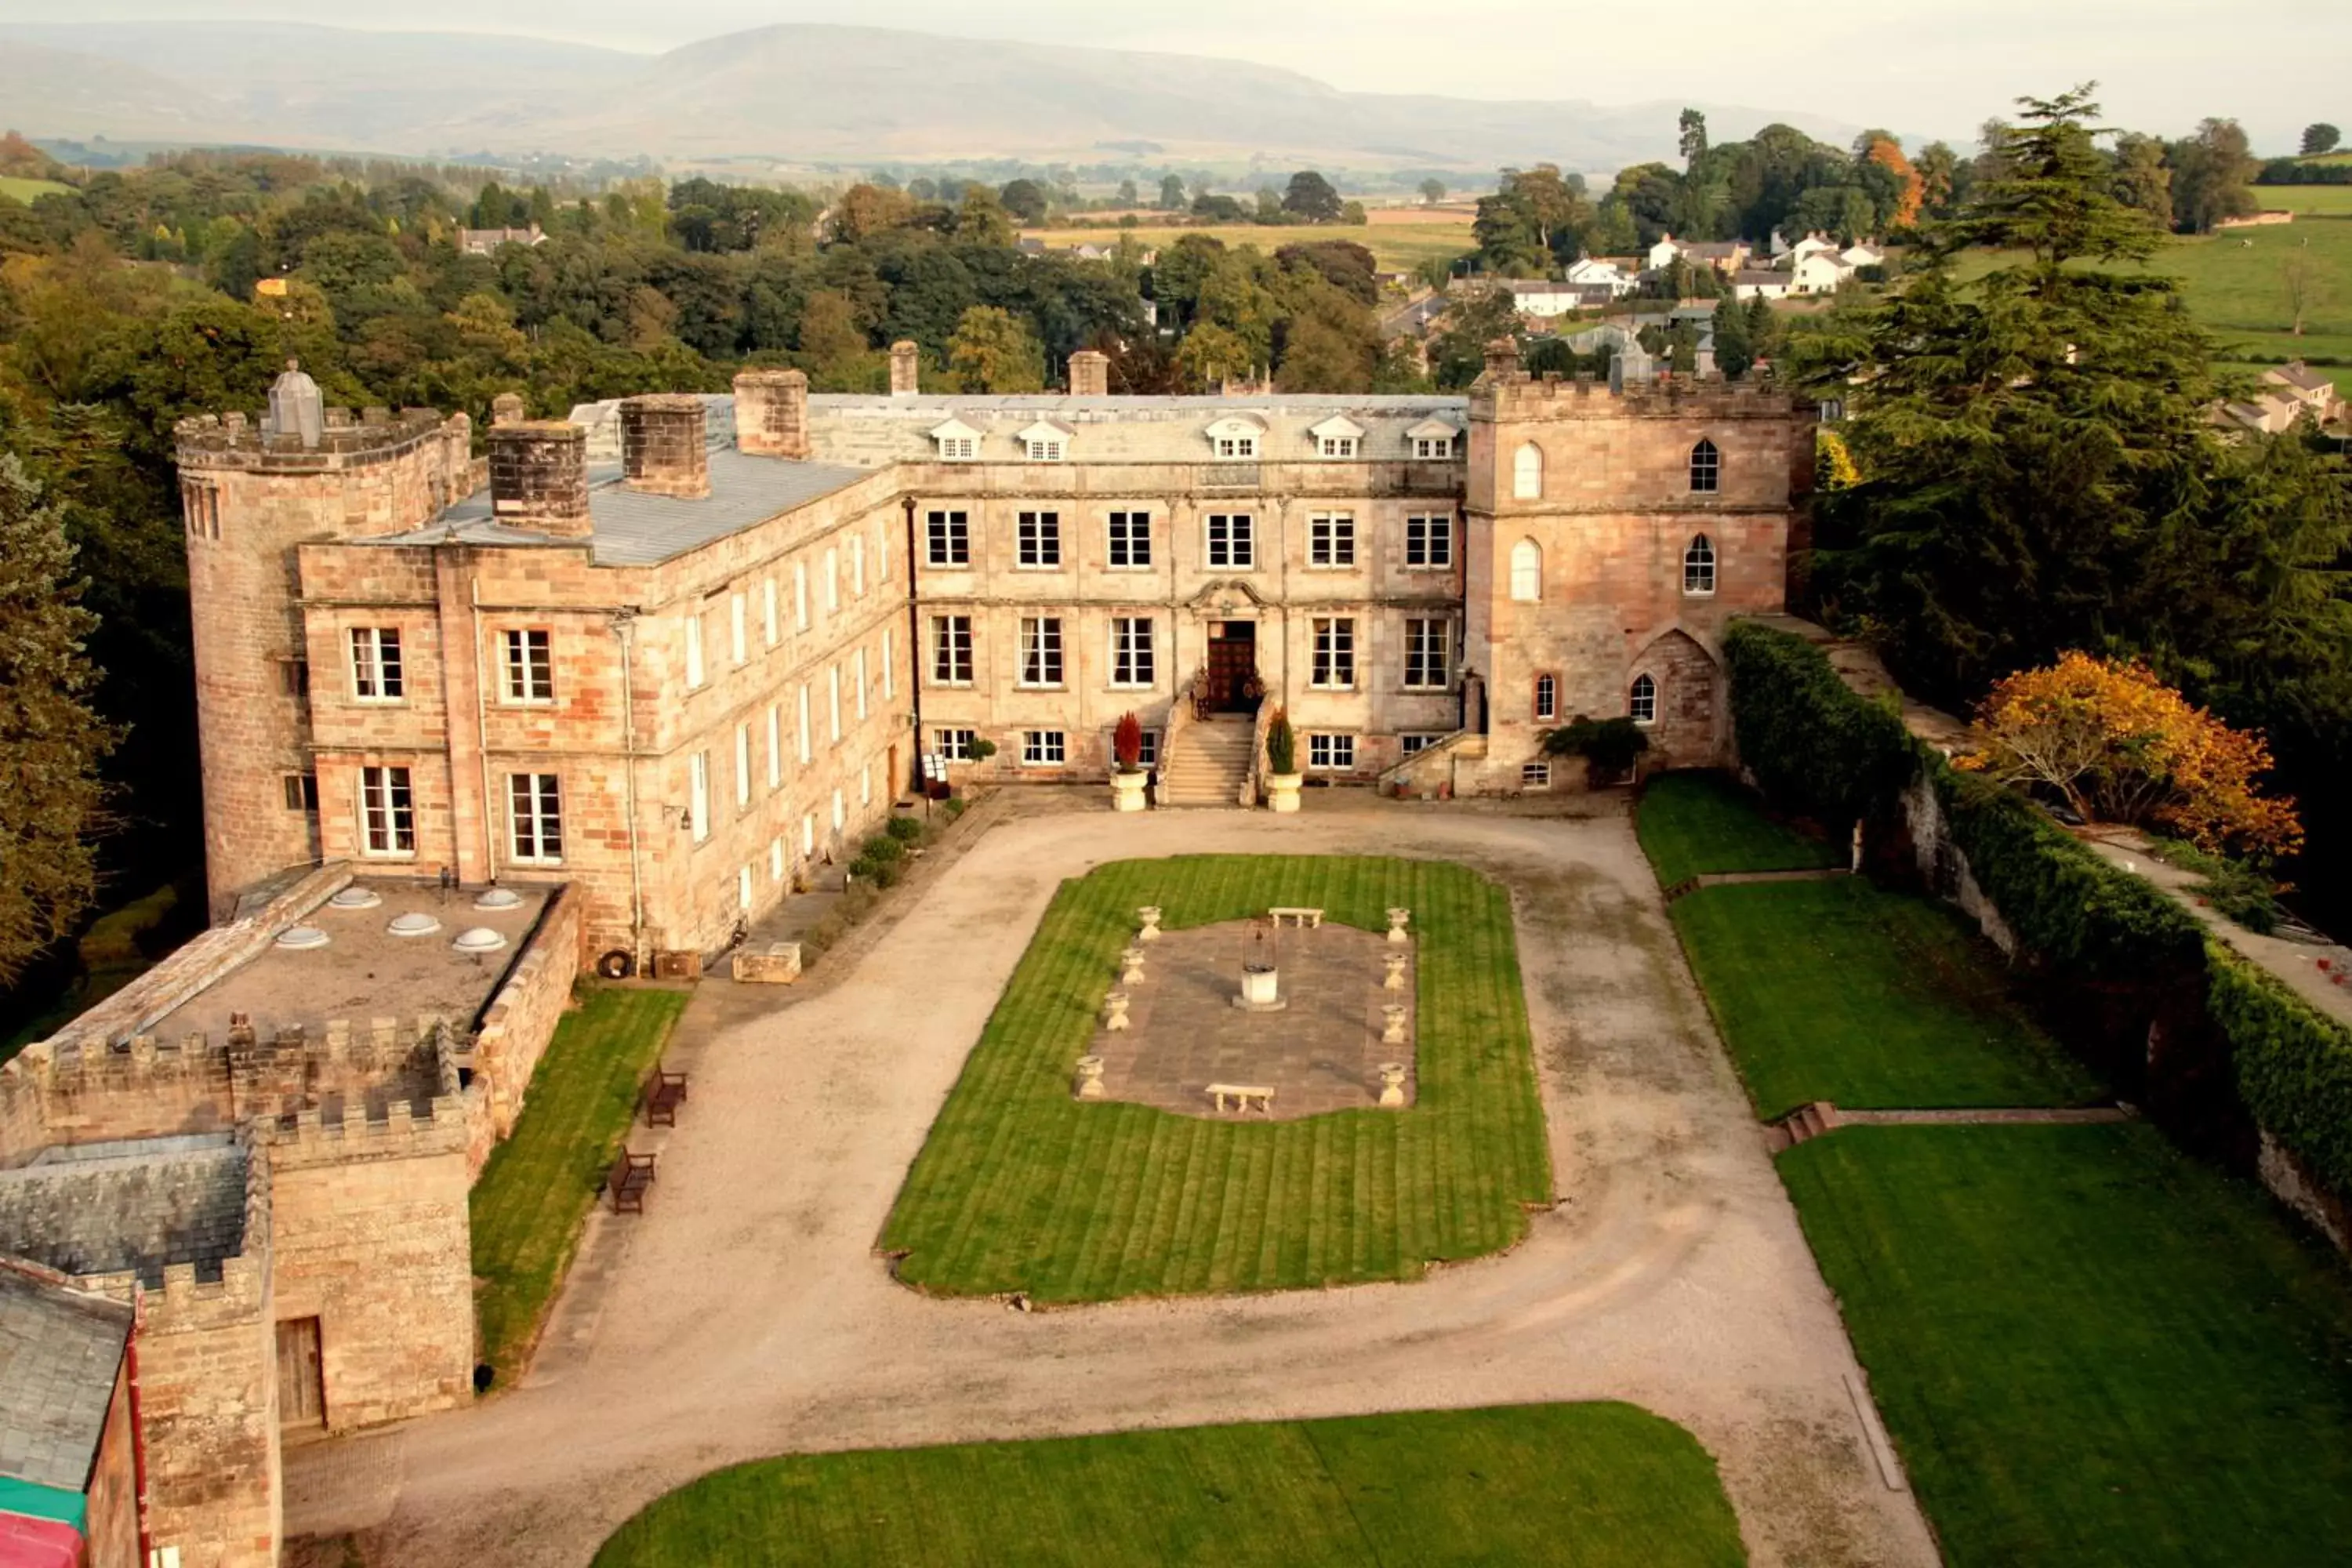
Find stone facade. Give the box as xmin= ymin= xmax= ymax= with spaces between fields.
xmin=176 ymin=367 xmax=1813 ymax=970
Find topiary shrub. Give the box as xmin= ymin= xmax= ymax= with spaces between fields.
xmin=1113 ymin=710 xmax=1144 ymax=771
xmin=1265 ymin=708 xmax=1297 ymax=775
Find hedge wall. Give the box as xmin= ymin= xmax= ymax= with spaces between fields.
xmin=2212 ymin=945 xmax=2352 ymax=1203
xmin=1722 ymin=622 xmax=1918 ymax=825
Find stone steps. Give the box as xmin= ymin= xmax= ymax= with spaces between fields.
xmin=1159 ymin=720 xmax=1254 ymax=808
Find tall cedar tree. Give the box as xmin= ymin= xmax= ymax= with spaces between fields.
xmin=0 ymin=456 xmax=116 ymax=985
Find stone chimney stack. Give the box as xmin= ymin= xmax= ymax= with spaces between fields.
xmin=890 ymin=340 xmax=920 ymax=397
xmin=732 ymin=369 xmax=810 ymax=459
xmin=619 ymin=395 xmax=711 ymax=499
xmin=489 ymin=422 xmax=592 ymax=538
xmin=1068 ymin=350 xmax=1110 ymax=397
xmin=1481 ymin=338 xmax=1522 ymax=384
xmin=490 ymin=392 xmax=526 ymax=426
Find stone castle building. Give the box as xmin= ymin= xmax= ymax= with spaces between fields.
xmin=175 ymin=342 xmax=1813 ymax=976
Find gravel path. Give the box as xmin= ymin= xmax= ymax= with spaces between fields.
xmin=285 ymin=792 xmax=1940 ymax=1568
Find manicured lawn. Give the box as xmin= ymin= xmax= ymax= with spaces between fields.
xmin=881 ymin=856 xmax=1549 ymax=1301
xmin=1635 ymin=770 xmax=1843 ymax=887
xmin=470 ymin=985 xmax=688 ymax=1381
xmin=593 ymin=1403 xmax=1744 ymax=1568
xmin=1672 ymin=880 xmax=2102 ymax=1116
xmin=1783 ymin=1124 xmax=2352 ymax=1567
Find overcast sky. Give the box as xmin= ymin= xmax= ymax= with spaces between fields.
xmin=9 ymin=0 xmax=2343 ymax=152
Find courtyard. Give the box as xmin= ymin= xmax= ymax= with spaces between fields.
xmin=282 ymin=792 xmax=1936 ymax=1568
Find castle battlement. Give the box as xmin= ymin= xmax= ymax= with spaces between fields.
xmin=264 ymin=1092 xmax=469 ymax=1167
xmin=172 ymin=407 xmax=463 ymax=471
xmin=1475 ymin=372 xmax=1808 ymax=422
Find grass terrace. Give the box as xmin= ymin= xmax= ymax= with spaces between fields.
xmin=470 ymin=985 xmax=689 ymax=1382
xmin=593 ymin=1403 xmax=1744 ymax=1568
xmin=1635 ymin=770 xmax=1844 ymax=889
xmin=881 ymin=855 xmax=1549 ymax=1302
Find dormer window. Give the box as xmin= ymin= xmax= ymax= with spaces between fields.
xmin=928 ymin=418 xmax=983 ymax=463
xmin=1017 ymin=420 xmax=1071 ymax=463
xmin=1406 ymin=418 xmax=1460 ymax=461
xmin=1308 ymin=414 xmax=1365 ymax=460
xmin=1204 ymin=415 xmax=1265 ymax=461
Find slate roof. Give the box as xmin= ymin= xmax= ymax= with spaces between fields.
xmin=2267 ymin=362 xmax=2333 ymax=393
xmin=0 ymin=1139 xmax=248 ymax=1288
xmin=0 ymin=1266 xmax=129 ymax=1494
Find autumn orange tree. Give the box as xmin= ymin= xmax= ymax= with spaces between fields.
xmin=1958 ymin=652 xmax=2302 ymax=863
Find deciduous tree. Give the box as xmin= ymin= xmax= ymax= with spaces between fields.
xmin=946 ymin=304 xmax=1044 ymax=393
xmin=1418 ymin=178 xmax=1447 ymax=207
xmin=1282 ymin=171 xmax=1343 ymax=223
xmin=2165 ymin=118 xmax=2259 ymax=234
xmin=2302 ymin=123 xmax=2341 ymax=157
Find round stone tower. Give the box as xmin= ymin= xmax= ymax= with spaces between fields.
xmin=174 ymin=366 xmax=474 ymax=916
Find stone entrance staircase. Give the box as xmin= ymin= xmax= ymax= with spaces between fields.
xmin=1158 ymin=714 xmax=1255 ymax=808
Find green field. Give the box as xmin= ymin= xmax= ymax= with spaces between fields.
xmin=1635 ymin=771 xmax=1843 ymax=888
xmin=593 ymin=1403 xmax=1745 ymax=1568
xmin=1785 ymin=1126 xmax=2352 ymax=1567
xmin=0 ymin=176 xmax=68 ymax=205
xmin=2256 ymin=184 xmax=2352 ymax=216
xmin=880 ymin=855 xmax=1549 ymax=1301
xmin=1038 ymin=220 xmax=1476 ymax=273
xmin=470 ymin=985 xmax=688 ymax=1381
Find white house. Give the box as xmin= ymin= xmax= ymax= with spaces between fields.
xmin=1840 ymin=242 xmax=1886 ymax=270
xmin=1647 ymin=234 xmax=1754 ymax=274
xmin=1786 ymin=252 xmax=1852 ymax=295
xmin=1563 ymin=258 xmax=1638 ymax=296
xmin=1732 ymin=269 xmax=1792 ymax=302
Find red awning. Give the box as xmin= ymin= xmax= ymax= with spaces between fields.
xmin=0 ymin=1512 xmax=82 ymax=1568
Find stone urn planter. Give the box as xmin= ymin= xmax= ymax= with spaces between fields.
xmin=1262 ymin=772 xmax=1304 ymax=815
xmin=1262 ymin=706 xmax=1301 ymax=815
xmin=1109 ymin=710 xmax=1148 ymax=811
xmin=1109 ymin=768 xmax=1148 ymax=813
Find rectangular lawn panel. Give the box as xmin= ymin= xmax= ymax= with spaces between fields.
xmin=1782 ymin=1124 xmax=2352 ymax=1567
xmin=1636 ymin=770 xmax=1845 ymax=887
xmin=593 ymin=1402 xmax=1744 ymax=1568
xmin=882 ymin=855 xmax=1549 ymax=1301
xmin=1672 ymin=880 xmax=2103 ymax=1117
xmin=470 ymin=985 xmax=688 ymax=1380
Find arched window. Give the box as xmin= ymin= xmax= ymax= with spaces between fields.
xmin=1534 ymin=673 xmax=1558 ymax=723
xmin=1509 ymin=539 xmax=1542 ymax=602
xmin=1513 ymin=441 xmax=1544 ymax=500
xmin=1683 ymin=534 xmax=1716 ymax=595
xmin=1629 ymin=673 xmax=1657 ymax=724
xmin=1689 ymin=439 xmax=1720 ymax=494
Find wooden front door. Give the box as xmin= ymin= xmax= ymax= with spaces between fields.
xmin=1206 ymin=622 xmax=1258 ymax=712
xmin=276 ymin=1316 xmax=325 ymax=1429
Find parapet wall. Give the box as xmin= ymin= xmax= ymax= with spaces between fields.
xmin=466 ymin=884 xmax=583 ymax=1148
xmin=1473 ymin=371 xmax=1810 ymax=423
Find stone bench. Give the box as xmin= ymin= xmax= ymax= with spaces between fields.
xmin=731 ymin=941 xmax=803 ymax=984
xmin=1207 ymin=1083 xmax=1276 ymax=1115
xmin=1267 ymin=907 xmax=1324 ymax=928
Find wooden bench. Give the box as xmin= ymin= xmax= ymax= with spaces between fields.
xmin=1207 ymin=1083 xmax=1276 ymax=1115
xmin=640 ymin=1069 xmax=689 ymax=1127
xmin=1267 ymin=907 xmax=1324 ymax=928
xmin=607 ymin=1151 xmax=657 ymax=1213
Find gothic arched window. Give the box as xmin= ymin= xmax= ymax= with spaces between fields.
xmin=1689 ymin=439 xmax=1721 ymax=494
xmin=1683 ymin=534 xmax=1716 ymax=594
xmin=1513 ymin=441 xmax=1544 ymax=499
xmin=1509 ymin=539 xmax=1542 ymax=602
xmin=1630 ymin=673 xmax=1657 ymax=724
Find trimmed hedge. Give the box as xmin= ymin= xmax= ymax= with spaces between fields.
xmin=1722 ymin=622 xmax=1917 ymax=824
xmin=2213 ymin=945 xmax=2352 ymax=1202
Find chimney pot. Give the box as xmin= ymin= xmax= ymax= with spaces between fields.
xmin=488 ymin=422 xmax=592 ymax=538
xmin=619 ymin=395 xmax=711 ymax=499
xmin=1068 ymin=350 xmax=1110 ymax=397
xmin=890 ymin=340 xmax=920 ymax=397
xmin=732 ymin=369 xmax=810 ymax=459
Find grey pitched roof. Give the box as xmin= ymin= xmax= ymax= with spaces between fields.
xmin=0 ymin=1139 xmax=249 ymax=1288
xmin=0 ymin=1266 xmax=129 ymax=1494
xmin=2267 ymin=362 xmax=2332 ymax=392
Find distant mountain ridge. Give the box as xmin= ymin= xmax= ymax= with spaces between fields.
xmin=0 ymin=20 xmax=1882 ymax=174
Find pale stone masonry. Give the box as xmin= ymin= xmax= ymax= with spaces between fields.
xmin=175 ymin=350 xmax=1813 ymax=972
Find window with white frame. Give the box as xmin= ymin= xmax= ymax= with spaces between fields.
xmin=738 ymin=864 xmax=753 ymax=910
xmin=935 ymin=430 xmax=978 ymax=461
xmin=1317 ymin=434 xmax=1359 ymax=459
xmin=1683 ymin=534 xmax=1717 ymax=595
xmin=1513 ymin=441 xmax=1543 ymax=499
xmin=1213 ymin=432 xmax=1258 ymax=459
xmin=1522 ymin=761 xmax=1553 ymax=789
xmin=1405 ymin=514 xmax=1452 ymax=569
xmin=764 ymin=578 xmax=779 ymax=645
xmin=730 ymin=593 xmax=747 ymax=664
xmin=358 ymin=766 xmax=415 ymax=855
xmin=1534 ymin=673 xmax=1559 ymax=722
xmin=881 ymin=627 xmax=894 ymax=701
xmin=1630 ymin=673 xmax=1657 ymax=724
xmin=1018 ymin=617 xmax=1064 ymax=687
xmin=851 ymin=535 xmax=866 ymax=597
xmin=876 ymin=523 xmax=889 ymax=583
xmin=1308 ymin=514 xmax=1356 ymax=568
xmin=823 ymin=550 xmax=839 ymax=613
xmin=767 ymin=704 xmax=782 ymax=788
xmin=735 ymin=722 xmax=751 ymax=807
xmin=854 ymin=648 xmax=868 ymax=719
xmin=937 ymin=728 xmax=978 ymax=761
xmin=1509 ymin=538 xmax=1542 ymax=602
xmin=500 ymin=629 xmax=552 ymax=703
xmin=1109 ymin=617 xmax=1154 ymax=687
xmin=770 ymin=837 xmax=785 ymax=882
xmin=794 ymin=561 xmax=810 ymax=629
xmin=931 ymin=615 xmax=973 ymax=684
xmin=1206 ymin=514 xmax=1254 ymax=569
xmin=688 ymin=753 xmax=710 ymax=841
xmin=926 ymin=510 xmax=970 ymax=567
xmin=797 ymin=684 xmax=812 ymax=763
xmin=1024 ymin=434 xmax=1065 ymax=462
xmin=1107 ymin=511 xmax=1152 ymax=568
xmin=1307 ymin=733 xmax=1356 ymax=771
xmin=1022 ymin=730 xmax=1067 ymax=766
xmin=1017 ymin=510 xmax=1062 ymax=568
xmin=827 ymin=666 xmax=842 ymax=742
xmin=1134 ymin=728 xmax=1160 ymax=767
xmin=682 ymin=616 xmax=705 ymax=688
xmin=508 ymin=772 xmax=563 ymax=862
xmin=350 ymin=628 xmax=404 ymax=701
xmin=1690 ymin=439 xmax=1721 ymax=494
xmin=1311 ymin=618 xmax=1356 ymax=688
xmin=1403 ymin=619 xmax=1450 ymax=689
xmin=802 ymin=813 xmax=815 ymax=856
xmin=861 ymin=762 xmax=873 ymax=807
xmin=1413 ymin=434 xmax=1455 ymax=460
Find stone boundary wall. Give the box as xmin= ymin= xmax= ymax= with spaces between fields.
xmin=466 ymin=884 xmax=582 ymax=1148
